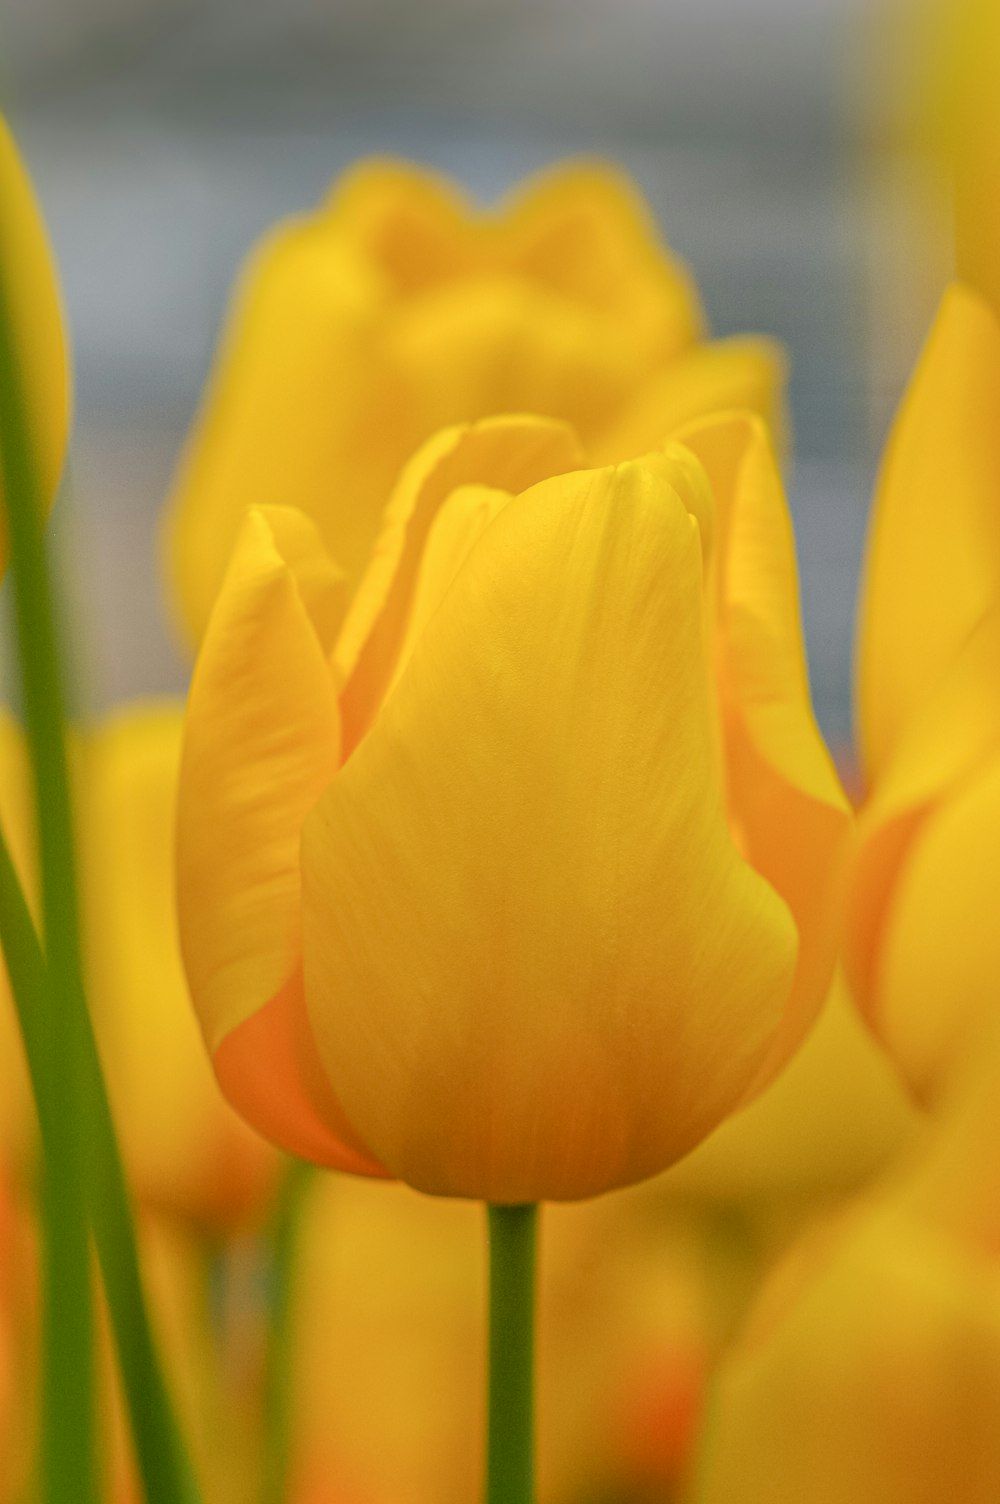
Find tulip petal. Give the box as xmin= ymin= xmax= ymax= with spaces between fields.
xmin=163 ymin=212 xmax=391 ymax=643
xmin=856 ymin=283 xmax=1000 ymax=779
xmin=302 ymin=452 xmax=797 ymax=1202
xmin=500 ymin=161 xmax=704 ymax=356
xmin=0 ymin=120 xmax=70 ymax=552
xmin=847 ymin=605 xmax=1000 ymax=1021
xmin=595 ymin=337 xmax=788 ymax=462
xmin=676 ymin=413 xmax=851 ymax=1092
xmin=875 ymin=755 xmax=1000 ymax=1105
xmin=325 ymin=159 xmax=477 ymax=290
xmin=335 ymin=414 xmax=584 ymax=753
xmin=177 ymin=505 xmax=378 ymax=1170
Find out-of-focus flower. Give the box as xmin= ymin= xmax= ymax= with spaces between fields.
xmin=0 ymin=118 xmax=70 ymax=539
xmin=177 ymin=409 xmax=848 ymax=1202
xmin=164 ymin=159 xmax=786 ymax=642
xmin=847 ymin=282 xmax=1000 ymax=1104
xmin=0 ymin=704 xmax=277 ymax=1232
xmin=906 ymin=0 xmax=1000 ymax=312
xmin=699 ymin=1032 xmax=1000 ymax=1504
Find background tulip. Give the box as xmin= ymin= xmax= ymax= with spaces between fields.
xmin=0 ymin=704 xmax=278 ymax=1233
xmin=178 ymin=409 xmax=848 ymax=1203
xmin=0 ymin=118 xmax=69 ymax=551
xmin=848 ymin=282 xmax=1000 ymax=1103
xmin=164 ymin=159 xmax=786 ymax=643
xmin=699 ymin=1029 xmax=1000 ymax=1504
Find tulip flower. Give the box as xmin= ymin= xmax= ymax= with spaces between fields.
xmin=177 ymin=408 xmax=849 ymax=1203
xmin=847 ymin=282 xmax=1000 ymax=1104
xmin=699 ymin=1029 xmax=1000 ymax=1504
xmin=0 ymin=704 xmax=277 ymax=1231
xmin=164 ymin=159 xmax=786 ymax=643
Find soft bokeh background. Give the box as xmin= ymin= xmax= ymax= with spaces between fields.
xmin=1 ymin=0 xmax=944 ymax=748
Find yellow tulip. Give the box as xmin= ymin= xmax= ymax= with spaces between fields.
xmin=164 ymin=159 xmax=785 ymax=643
xmin=700 ymin=1031 xmax=1000 ymax=1504
xmin=177 ymin=409 xmax=848 ymax=1202
xmin=0 ymin=118 xmax=70 ymax=541
xmin=0 ymin=704 xmax=278 ymax=1231
xmin=848 ymin=282 xmax=1000 ymax=1103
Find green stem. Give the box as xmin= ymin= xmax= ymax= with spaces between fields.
xmin=0 ymin=195 xmax=200 ymax=1504
xmin=0 ymin=825 xmax=202 ymax=1504
xmin=0 ymin=201 xmax=96 ymax=1504
xmin=259 ymin=1160 xmax=313 ymax=1504
xmin=485 ymin=1204 xmax=538 ymax=1504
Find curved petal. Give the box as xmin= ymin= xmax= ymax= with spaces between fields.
xmin=80 ymin=704 xmax=278 ymax=1227
xmin=335 ymin=414 xmax=585 ymax=754
xmin=0 ymin=119 xmax=70 ymax=552
xmin=875 ymin=755 xmax=1000 ymax=1105
xmin=676 ymin=413 xmax=851 ymax=1092
xmin=177 ymin=506 xmax=378 ymax=1171
xmin=324 ymin=158 xmax=477 ymax=291
xmin=302 ymin=452 xmax=797 ymax=1202
xmin=163 ymin=212 xmax=387 ymax=643
xmin=595 ymin=337 xmax=787 ymax=462
xmin=846 ymin=604 xmax=1000 ymax=1019
xmin=499 ymin=160 xmax=704 ymax=356
xmin=856 ymin=283 xmax=1000 ymax=779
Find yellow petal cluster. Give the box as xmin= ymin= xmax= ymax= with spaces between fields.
xmin=848 ymin=283 xmax=1000 ymax=1103
xmin=177 ymin=411 xmax=848 ymax=1202
xmin=164 ymin=160 xmax=785 ymax=644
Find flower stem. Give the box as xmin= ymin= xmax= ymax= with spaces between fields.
xmin=0 ymin=193 xmax=96 ymax=1504
xmin=485 ymin=1203 xmax=538 ymax=1504
xmin=259 ymin=1160 xmax=313 ymax=1504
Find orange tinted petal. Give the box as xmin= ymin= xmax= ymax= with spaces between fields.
xmin=677 ymin=413 xmax=850 ymax=1091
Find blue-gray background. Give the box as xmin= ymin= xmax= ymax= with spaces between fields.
xmin=2 ymin=0 xmax=943 ymax=752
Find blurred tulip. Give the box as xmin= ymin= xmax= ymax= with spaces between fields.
xmin=700 ymin=1030 xmax=1000 ymax=1504
xmin=0 ymin=704 xmax=278 ymax=1232
xmin=905 ymin=0 xmax=1000 ymax=313
xmin=177 ymin=408 xmax=848 ymax=1202
xmin=847 ymin=282 xmax=1000 ymax=1103
xmin=164 ymin=158 xmax=786 ymax=643
xmin=0 ymin=117 xmax=70 ymax=549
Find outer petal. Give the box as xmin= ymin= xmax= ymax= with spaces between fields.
xmin=177 ymin=505 xmax=382 ymax=1173
xmin=80 ymin=705 xmax=277 ymax=1228
xmin=874 ymin=755 xmax=1000 ymax=1105
xmin=335 ymin=413 xmax=585 ymax=753
xmin=595 ymin=337 xmax=787 ymax=462
xmin=302 ymin=453 xmax=797 ymax=1202
xmin=846 ymin=604 xmax=1000 ymax=1026
xmin=0 ymin=119 xmax=70 ymax=552
xmin=676 ymin=413 xmax=851 ymax=1093
xmin=856 ymin=283 xmax=1000 ymax=779
xmin=163 ymin=213 xmax=391 ymax=643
